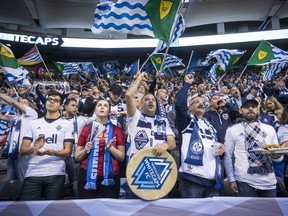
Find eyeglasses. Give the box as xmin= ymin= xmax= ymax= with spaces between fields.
xmin=47 ymin=98 xmax=61 ymax=103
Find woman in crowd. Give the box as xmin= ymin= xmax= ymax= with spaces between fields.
xmin=75 ymin=99 xmax=125 ymax=199
xmin=265 ymin=96 xmax=284 ymax=121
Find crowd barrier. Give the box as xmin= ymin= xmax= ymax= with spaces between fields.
xmin=0 ymin=197 xmax=287 ymax=216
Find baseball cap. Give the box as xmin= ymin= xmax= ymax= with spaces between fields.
xmin=109 ymin=83 xmax=122 ymax=94
xmin=241 ymin=97 xmax=259 ymax=108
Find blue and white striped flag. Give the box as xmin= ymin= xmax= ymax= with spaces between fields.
xmin=55 ymin=62 xmax=81 ymax=75
xmin=263 ymin=61 xmax=288 ymax=81
xmin=92 ymin=1 xmax=153 ymax=37
xmin=209 ymin=63 xmax=219 ymax=84
xmin=203 ymin=49 xmax=245 ymax=71
xmin=153 ymin=14 xmax=185 ymax=53
xmin=164 ymin=54 xmax=185 ymax=69
xmin=91 ymin=0 xmax=181 ymax=43
xmin=270 ymin=45 xmax=288 ymax=63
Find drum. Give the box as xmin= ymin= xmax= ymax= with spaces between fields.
xmin=126 ymin=147 xmax=178 ymax=200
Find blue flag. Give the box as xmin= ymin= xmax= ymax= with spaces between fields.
xmin=185 ymin=50 xmax=205 ymax=73
xmin=78 ymin=62 xmax=99 ymax=73
xmin=126 ymin=59 xmax=139 ymax=77
xmin=97 ymin=60 xmax=121 ymax=75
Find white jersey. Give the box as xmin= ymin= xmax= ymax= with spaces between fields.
xmin=23 ymin=117 xmax=74 ymax=177
xmin=224 ymin=122 xmax=278 ymax=190
xmin=127 ymin=109 xmax=174 ymax=157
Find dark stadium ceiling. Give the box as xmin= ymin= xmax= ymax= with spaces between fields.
xmin=0 ymin=0 xmax=287 ymax=66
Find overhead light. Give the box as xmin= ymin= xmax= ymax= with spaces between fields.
xmin=61 ymin=29 xmax=288 ymax=48
xmin=0 ymin=29 xmax=287 ymax=49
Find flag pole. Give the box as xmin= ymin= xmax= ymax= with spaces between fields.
xmin=159 ymin=0 xmax=185 ymax=73
xmin=216 ymin=72 xmax=227 ymax=85
xmin=238 ymin=65 xmax=248 ymax=79
xmin=185 ymin=50 xmax=194 ymax=74
xmin=34 ymin=45 xmax=53 ymax=81
xmin=139 ymin=55 xmax=151 ymax=72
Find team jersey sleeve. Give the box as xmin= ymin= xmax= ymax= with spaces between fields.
xmin=22 ymin=119 xmax=34 ymax=141
xmin=63 ymin=120 xmax=75 ymax=143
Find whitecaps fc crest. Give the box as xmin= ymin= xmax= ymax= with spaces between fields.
xmin=131 ymin=157 xmax=172 ymax=190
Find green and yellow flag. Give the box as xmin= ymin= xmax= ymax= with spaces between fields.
xmin=149 ymin=53 xmax=165 ymax=71
xmin=145 ymin=0 xmax=181 ymax=43
xmin=247 ymin=40 xmax=275 ymax=66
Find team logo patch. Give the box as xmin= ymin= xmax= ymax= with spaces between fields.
xmin=190 ymin=141 xmax=204 ymax=154
xmin=222 ymin=113 xmax=229 ymax=120
xmin=56 ymin=125 xmax=62 ymax=131
xmin=134 ymin=130 xmax=149 ymax=150
xmin=131 ymin=157 xmax=172 ymax=190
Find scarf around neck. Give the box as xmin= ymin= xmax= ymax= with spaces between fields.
xmin=242 ymin=121 xmax=273 ymax=174
xmin=84 ymin=120 xmax=115 ymax=190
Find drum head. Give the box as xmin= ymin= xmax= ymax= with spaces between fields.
xmin=126 ymin=147 xmax=178 ymax=200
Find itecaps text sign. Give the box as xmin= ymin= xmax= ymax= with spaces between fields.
xmin=0 ymin=32 xmax=63 ymax=46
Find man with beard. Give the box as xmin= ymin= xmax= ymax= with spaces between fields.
xmin=229 ymin=86 xmax=242 ymax=109
xmin=224 ymin=98 xmax=282 ymax=197
xmin=175 ymin=74 xmax=225 ymax=198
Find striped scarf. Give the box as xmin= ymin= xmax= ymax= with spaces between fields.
xmin=84 ymin=121 xmax=114 ymax=190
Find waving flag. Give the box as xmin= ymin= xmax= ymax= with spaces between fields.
xmin=203 ymin=49 xmax=245 ymax=71
xmin=92 ymin=0 xmax=181 ymax=43
xmin=77 ymin=62 xmax=99 ymax=73
xmin=150 ymin=53 xmax=184 ymax=71
xmin=185 ymin=50 xmax=206 ymax=73
xmin=247 ymin=40 xmax=288 ymax=66
xmin=55 ymin=62 xmax=81 ymax=75
xmin=262 ymin=61 xmax=288 ymax=81
xmin=97 ymin=60 xmax=121 ymax=75
xmin=209 ymin=63 xmax=219 ymax=84
xmin=18 ymin=46 xmax=42 ymax=66
xmin=125 ymin=59 xmax=140 ymax=76
xmin=153 ymin=14 xmax=185 ymax=53
xmin=0 ymin=43 xmax=28 ymax=85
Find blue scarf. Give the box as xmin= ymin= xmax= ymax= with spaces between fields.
xmin=84 ymin=121 xmax=114 ymax=190
xmin=185 ymin=117 xmax=224 ymax=190
xmin=184 ymin=119 xmax=204 ymax=165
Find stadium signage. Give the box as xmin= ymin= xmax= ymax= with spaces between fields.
xmin=0 ymin=32 xmax=63 ymax=46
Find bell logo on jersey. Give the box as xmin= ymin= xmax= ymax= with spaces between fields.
xmin=45 ymin=134 xmax=58 ymax=144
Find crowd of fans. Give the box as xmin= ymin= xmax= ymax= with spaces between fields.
xmin=0 ymin=68 xmax=288 ymax=200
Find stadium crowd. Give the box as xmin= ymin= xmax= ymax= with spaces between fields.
xmin=0 ymin=68 xmax=288 ymax=200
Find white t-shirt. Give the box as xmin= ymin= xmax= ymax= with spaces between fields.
xmin=23 ymin=117 xmax=74 ymax=177
xmin=127 ymin=109 xmax=174 ymax=158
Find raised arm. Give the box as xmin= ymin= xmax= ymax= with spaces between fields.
xmin=125 ymin=71 xmax=148 ymax=117
xmin=0 ymin=92 xmax=27 ymax=114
